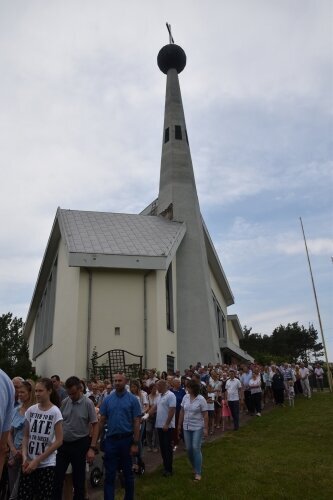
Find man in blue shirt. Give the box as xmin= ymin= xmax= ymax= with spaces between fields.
xmin=99 ymin=373 xmax=141 ymax=500
xmin=170 ymin=379 xmax=186 ymax=450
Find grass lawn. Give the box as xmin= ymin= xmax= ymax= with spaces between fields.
xmin=134 ymin=392 xmax=333 ymax=499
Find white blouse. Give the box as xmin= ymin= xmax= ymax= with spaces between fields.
xmin=181 ymin=394 xmax=208 ymax=431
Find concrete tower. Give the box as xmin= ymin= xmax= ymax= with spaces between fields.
xmin=157 ymin=40 xmax=221 ymax=369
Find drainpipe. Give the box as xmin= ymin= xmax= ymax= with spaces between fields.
xmin=143 ymin=271 xmax=151 ymax=368
xmin=86 ymin=269 xmax=92 ymax=378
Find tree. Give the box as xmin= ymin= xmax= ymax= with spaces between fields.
xmin=0 ymin=312 xmax=33 ymax=379
xmin=240 ymin=322 xmax=324 ymax=363
xmin=270 ymin=322 xmax=323 ymax=362
xmin=240 ymin=326 xmax=271 ymax=356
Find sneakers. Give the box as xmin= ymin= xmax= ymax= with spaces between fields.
xmin=256 ymin=412 xmax=261 ymax=417
xmin=152 ymin=448 xmax=159 ymax=452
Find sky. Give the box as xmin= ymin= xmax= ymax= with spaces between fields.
xmin=0 ymin=0 xmax=332 ymax=360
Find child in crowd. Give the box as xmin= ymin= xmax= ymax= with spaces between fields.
xmin=17 ymin=378 xmax=63 ymax=500
xmin=206 ymin=384 xmax=216 ymax=435
xmin=221 ymin=395 xmax=232 ymax=431
xmin=288 ymin=380 xmax=295 ymax=407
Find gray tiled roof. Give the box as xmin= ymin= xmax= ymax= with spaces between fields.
xmin=58 ymin=209 xmax=185 ymax=257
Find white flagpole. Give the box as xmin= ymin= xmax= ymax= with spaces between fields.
xmin=300 ymin=217 xmax=332 ymax=392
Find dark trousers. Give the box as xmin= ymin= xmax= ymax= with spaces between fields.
xmin=103 ymin=435 xmax=134 ymax=500
xmin=173 ymin=408 xmax=181 ymax=445
xmin=251 ymin=392 xmax=262 ymax=413
xmin=228 ymin=400 xmax=240 ymax=429
xmin=244 ymin=390 xmax=254 ymax=414
xmin=53 ymin=435 xmax=90 ymax=500
xmin=157 ymin=428 xmax=173 ymax=473
xmin=273 ymin=388 xmax=284 ymax=405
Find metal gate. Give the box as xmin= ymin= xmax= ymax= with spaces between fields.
xmin=91 ymin=349 xmax=143 ymax=382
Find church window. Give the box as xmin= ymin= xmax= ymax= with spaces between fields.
xmin=175 ymin=125 xmax=182 ymax=140
xmin=33 ymin=258 xmax=58 ymax=359
xmin=166 ymin=263 xmax=174 ymax=332
xmin=167 ymin=355 xmax=175 ymax=373
xmin=164 ymin=127 xmax=169 ymax=143
xmin=212 ymin=293 xmax=226 ymax=339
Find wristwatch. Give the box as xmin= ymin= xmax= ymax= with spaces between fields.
xmin=89 ymin=446 xmax=98 ymax=453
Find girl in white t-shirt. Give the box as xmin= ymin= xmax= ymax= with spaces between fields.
xmin=206 ymin=384 xmax=215 ymax=435
xmin=18 ymin=378 xmax=63 ymax=500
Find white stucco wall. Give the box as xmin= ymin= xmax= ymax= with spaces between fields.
xmin=151 ymin=265 xmax=177 ymax=371
xmin=88 ymin=269 xmax=145 ymax=359
xmin=88 ymin=265 xmax=177 ymax=374
xmin=32 ymin=238 xmax=80 ymax=379
xmin=29 ymin=247 xmax=179 ymax=378
xmin=76 ymin=269 xmax=89 ymax=377
xmin=227 ymin=320 xmax=241 ymax=347
xmin=209 ymin=268 xmax=228 ymax=316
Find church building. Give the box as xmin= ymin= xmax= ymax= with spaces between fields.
xmin=24 ymin=35 xmax=253 ymax=379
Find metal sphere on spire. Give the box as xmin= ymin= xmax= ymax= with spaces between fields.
xmin=157 ymin=23 xmax=186 ymax=74
xmin=157 ymin=44 xmax=187 ymax=74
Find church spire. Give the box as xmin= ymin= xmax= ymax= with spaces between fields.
xmin=157 ymin=29 xmax=221 ymax=369
xmin=157 ymin=31 xmax=195 ymax=219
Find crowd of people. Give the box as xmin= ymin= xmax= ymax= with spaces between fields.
xmin=0 ymin=360 xmax=325 ymax=499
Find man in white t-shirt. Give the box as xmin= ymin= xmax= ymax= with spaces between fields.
xmin=299 ymin=363 xmax=311 ymax=398
xmin=225 ymin=369 xmax=242 ymax=431
xmin=145 ymin=370 xmax=159 ymax=389
xmin=150 ymin=379 xmax=176 ymax=476
xmin=314 ymin=363 xmax=324 ymax=392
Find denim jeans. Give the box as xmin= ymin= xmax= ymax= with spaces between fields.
xmin=183 ymin=428 xmax=203 ymax=475
xmin=228 ymin=400 xmax=240 ymax=429
xmin=104 ymin=435 xmax=134 ymax=500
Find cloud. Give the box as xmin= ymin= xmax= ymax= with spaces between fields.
xmin=276 ymin=238 xmax=333 ymax=256
xmin=236 ymin=303 xmax=326 ymax=338
xmin=0 ymin=257 xmax=42 ymax=284
xmin=246 ymin=306 xmax=305 ymax=328
xmin=0 ymin=0 xmax=332 ymax=358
